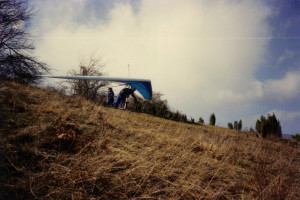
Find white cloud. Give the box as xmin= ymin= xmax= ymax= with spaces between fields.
xmin=263 ymin=71 xmax=300 ymax=102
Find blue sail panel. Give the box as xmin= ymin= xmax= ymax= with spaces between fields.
xmin=116 ymin=81 xmax=152 ymax=100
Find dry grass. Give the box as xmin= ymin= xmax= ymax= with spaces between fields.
xmin=0 ymin=80 xmax=299 ymax=200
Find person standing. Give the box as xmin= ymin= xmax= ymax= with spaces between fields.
xmin=106 ymin=87 xmax=114 ymax=106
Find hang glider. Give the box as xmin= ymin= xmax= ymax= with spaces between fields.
xmin=40 ymin=75 xmax=153 ymax=100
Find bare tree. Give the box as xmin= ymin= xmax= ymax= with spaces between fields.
xmin=0 ymin=0 xmax=48 ymax=83
xmin=68 ymin=56 xmax=108 ymax=102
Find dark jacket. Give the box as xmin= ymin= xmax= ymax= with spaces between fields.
xmin=108 ymin=90 xmax=114 ymax=100
xmin=120 ymin=88 xmax=136 ymax=99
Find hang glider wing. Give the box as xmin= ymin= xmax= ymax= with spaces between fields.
xmin=40 ymin=75 xmax=153 ymax=100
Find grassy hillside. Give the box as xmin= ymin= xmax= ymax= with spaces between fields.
xmin=0 ymin=80 xmax=299 ymax=200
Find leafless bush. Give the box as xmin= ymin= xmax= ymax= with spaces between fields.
xmin=68 ymin=56 xmax=108 ymax=102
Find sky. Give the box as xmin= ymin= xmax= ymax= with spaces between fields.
xmin=29 ymin=0 xmax=300 ymax=134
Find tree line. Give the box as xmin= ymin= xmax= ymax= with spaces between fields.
xmin=227 ymin=120 xmax=243 ymax=131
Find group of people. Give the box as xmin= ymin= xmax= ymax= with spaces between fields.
xmin=106 ymin=87 xmax=137 ymax=109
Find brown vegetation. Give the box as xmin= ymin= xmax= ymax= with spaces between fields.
xmin=0 ymin=80 xmax=299 ymax=199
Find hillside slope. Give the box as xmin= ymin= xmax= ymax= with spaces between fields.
xmin=0 ymin=81 xmax=299 ymax=200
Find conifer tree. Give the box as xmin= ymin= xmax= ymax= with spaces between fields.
xmin=209 ymin=113 xmax=216 ymax=126
xmin=228 ymin=122 xmax=233 ymax=129
xmin=255 ymin=119 xmax=262 ymax=133
xmin=233 ymin=121 xmax=238 ymax=130
xmin=238 ymin=120 xmax=242 ymax=131
xmin=190 ymin=118 xmax=195 ymax=123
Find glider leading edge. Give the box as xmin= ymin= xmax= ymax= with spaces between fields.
xmin=40 ymin=75 xmax=153 ymax=100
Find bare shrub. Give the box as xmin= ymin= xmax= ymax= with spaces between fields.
xmin=68 ymin=55 xmax=108 ymax=102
